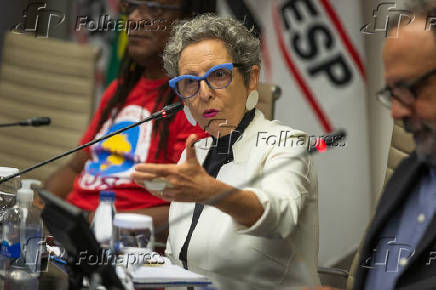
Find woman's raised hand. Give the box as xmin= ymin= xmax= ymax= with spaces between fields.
xmin=132 ymin=134 xmax=220 ymax=202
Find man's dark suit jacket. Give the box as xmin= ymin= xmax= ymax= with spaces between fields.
xmin=353 ymin=152 xmax=436 ymax=290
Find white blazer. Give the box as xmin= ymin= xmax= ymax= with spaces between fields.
xmin=166 ymin=109 xmax=320 ymax=289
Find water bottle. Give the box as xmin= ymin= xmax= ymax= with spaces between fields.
xmin=19 ymin=180 xmax=43 ymax=275
xmin=93 ymin=191 xmax=116 ymax=248
xmin=0 ymin=167 xmax=21 ymax=278
xmin=0 ymin=168 xmax=21 ymax=233
xmin=1 ymin=180 xmax=43 ymax=276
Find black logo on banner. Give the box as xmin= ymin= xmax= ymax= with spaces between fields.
xmin=280 ymin=0 xmax=353 ymax=87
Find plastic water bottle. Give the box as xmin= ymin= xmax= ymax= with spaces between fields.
xmin=18 ymin=180 xmax=43 ymax=276
xmin=93 ymin=191 xmax=116 ymax=248
xmin=0 ymin=168 xmax=21 ymax=235
xmin=1 ymin=180 xmax=43 ymax=276
xmin=0 ymin=167 xmax=21 ymax=278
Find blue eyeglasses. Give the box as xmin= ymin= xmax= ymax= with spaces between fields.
xmin=169 ymin=63 xmax=243 ymax=99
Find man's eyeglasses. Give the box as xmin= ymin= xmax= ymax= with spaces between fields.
xmin=120 ymin=0 xmax=182 ymax=17
xmin=169 ymin=63 xmax=244 ymax=99
xmin=376 ymin=68 xmax=436 ymax=108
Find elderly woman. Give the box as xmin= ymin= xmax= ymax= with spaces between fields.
xmin=132 ymin=14 xmax=320 ymax=289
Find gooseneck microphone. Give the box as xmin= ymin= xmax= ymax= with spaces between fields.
xmin=20 ymin=116 xmax=51 ymax=127
xmin=0 ymin=117 xmax=51 ymax=128
xmin=0 ymin=102 xmax=184 ymax=185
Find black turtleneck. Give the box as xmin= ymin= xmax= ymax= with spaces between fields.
xmin=178 ymin=109 xmax=256 ymax=270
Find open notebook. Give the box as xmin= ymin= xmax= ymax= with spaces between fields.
xmin=132 ymin=257 xmax=211 ymax=286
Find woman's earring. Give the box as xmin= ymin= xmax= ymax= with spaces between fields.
xmin=246 ymin=90 xmax=259 ymax=111
xmin=184 ymin=105 xmax=197 ymax=126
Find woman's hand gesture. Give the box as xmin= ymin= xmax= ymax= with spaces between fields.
xmin=132 ymin=134 xmax=219 ymax=202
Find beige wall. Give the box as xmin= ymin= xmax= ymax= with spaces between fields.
xmin=363 ymin=0 xmax=417 ymax=208
xmin=362 ymin=0 xmax=394 ymax=209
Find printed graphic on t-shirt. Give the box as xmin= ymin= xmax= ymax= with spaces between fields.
xmin=79 ymin=105 xmax=152 ymax=190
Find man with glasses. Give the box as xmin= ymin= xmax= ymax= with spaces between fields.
xmin=350 ymin=4 xmax=436 ymax=290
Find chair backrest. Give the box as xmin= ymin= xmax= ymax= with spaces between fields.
xmin=384 ymin=119 xmax=415 ymax=185
xmin=256 ymin=82 xmax=282 ymax=120
xmin=346 ymin=119 xmax=415 ymax=289
xmin=0 ymin=32 xmax=98 ymax=181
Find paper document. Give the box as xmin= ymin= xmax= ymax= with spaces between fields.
xmin=132 ymin=257 xmax=211 ymax=285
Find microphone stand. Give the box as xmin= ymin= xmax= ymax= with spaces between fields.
xmin=0 ymin=102 xmax=183 ymax=185
xmin=0 ymin=122 xmax=23 ymax=128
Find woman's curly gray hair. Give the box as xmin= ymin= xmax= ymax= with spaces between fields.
xmin=163 ymin=14 xmax=261 ymax=86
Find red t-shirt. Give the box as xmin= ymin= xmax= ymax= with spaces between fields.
xmin=67 ymin=77 xmax=206 ymax=211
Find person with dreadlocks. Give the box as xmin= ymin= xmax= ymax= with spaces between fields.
xmin=41 ymin=0 xmax=215 ymax=244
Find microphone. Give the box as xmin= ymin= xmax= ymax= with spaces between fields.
xmin=152 ymin=102 xmax=183 ymax=119
xmin=0 ymin=102 xmax=184 ymax=185
xmin=0 ymin=117 xmax=51 ymax=128
xmin=20 ymin=117 xmax=51 ymax=127
xmin=307 ymin=129 xmax=347 ymax=153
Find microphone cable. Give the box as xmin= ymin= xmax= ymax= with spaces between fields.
xmin=0 ymin=103 xmax=183 ymax=185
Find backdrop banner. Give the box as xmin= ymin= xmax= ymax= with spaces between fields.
xmin=219 ymin=0 xmax=371 ymax=265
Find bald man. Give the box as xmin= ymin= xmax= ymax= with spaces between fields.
xmin=351 ymin=4 xmax=436 ymax=290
